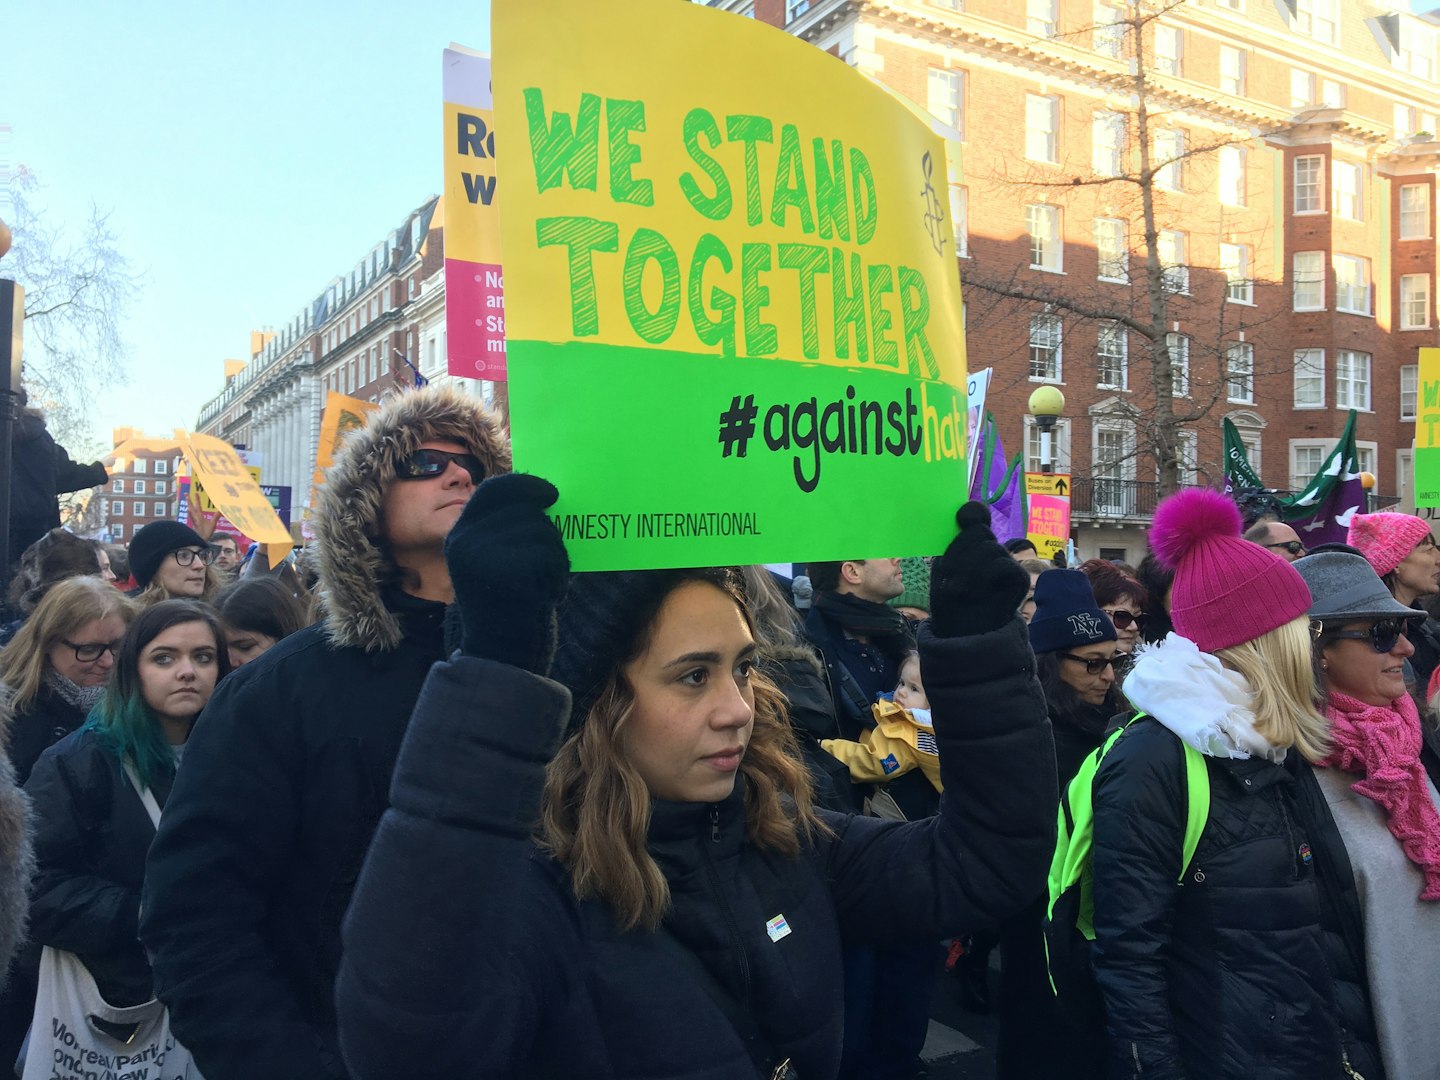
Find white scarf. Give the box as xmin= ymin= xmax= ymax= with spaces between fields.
xmin=1123 ymin=633 xmax=1287 ymax=763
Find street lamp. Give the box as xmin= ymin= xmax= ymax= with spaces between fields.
xmin=1028 ymin=385 xmax=1066 ymax=475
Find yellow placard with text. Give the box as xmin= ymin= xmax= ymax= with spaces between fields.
xmin=180 ymin=434 xmax=292 ymax=558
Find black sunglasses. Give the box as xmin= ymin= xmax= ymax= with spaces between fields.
xmin=59 ymin=638 xmax=121 ymax=663
xmin=1103 ymin=608 xmax=1146 ymax=630
xmin=397 ymin=449 xmax=485 ymax=485
xmin=1059 ymin=652 xmax=1122 ymax=675
xmin=1322 ymin=618 xmax=1416 ymax=654
xmin=1266 ymin=540 xmax=1306 ymax=556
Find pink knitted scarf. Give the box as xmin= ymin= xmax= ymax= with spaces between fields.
xmin=1321 ymin=688 xmax=1440 ymax=901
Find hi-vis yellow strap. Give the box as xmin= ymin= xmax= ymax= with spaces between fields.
xmin=1045 ymin=713 xmax=1210 ymax=943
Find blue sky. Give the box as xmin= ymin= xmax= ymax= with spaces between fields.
xmin=3 ymin=1 xmax=493 ymax=449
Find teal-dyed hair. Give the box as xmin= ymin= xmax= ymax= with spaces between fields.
xmin=84 ymin=599 xmax=230 ymax=790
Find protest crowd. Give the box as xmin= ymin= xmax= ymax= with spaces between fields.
xmin=0 ymin=381 xmax=1434 ymax=1080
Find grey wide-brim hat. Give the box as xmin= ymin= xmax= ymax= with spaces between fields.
xmin=1292 ymin=551 xmax=1423 ymax=623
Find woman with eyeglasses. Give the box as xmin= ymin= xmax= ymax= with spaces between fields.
xmin=1346 ymin=512 xmax=1440 ymax=702
xmin=1078 ymin=558 xmax=1148 ymax=655
xmin=21 ymin=601 xmax=229 ymax=1046
xmin=994 ymin=568 xmax=1122 ymax=1080
xmin=125 ymin=521 xmax=221 ymax=605
xmin=1292 ymin=550 xmax=1440 ymax=1079
xmin=1088 ymin=489 xmax=1349 ymax=1080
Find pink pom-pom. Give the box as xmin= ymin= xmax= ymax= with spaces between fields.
xmin=1148 ymin=488 xmax=1242 ymax=570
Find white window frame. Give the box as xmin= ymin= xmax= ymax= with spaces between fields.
xmin=154 ymin=460 xmax=168 ymax=475
xmin=153 ymin=502 xmax=166 ymax=517
xmin=133 ymin=459 xmax=147 ymax=475
xmin=1097 ymin=322 xmax=1129 ymax=390
xmin=1093 ymin=422 xmax=1138 ymax=483
xmin=1293 ymin=251 xmax=1325 ymax=311
xmin=1029 ymin=314 xmax=1064 ymax=381
xmin=1332 ymin=161 xmax=1363 ymax=221
xmin=1158 ymin=229 xmax=1189 ymax=294
xmin=1400 ymin=184 xmax=1430 ymax=239
xmin=1294 ymin=155 xmax=1324 ymax=214
xmin=1402 ymin=364 xmax=1419 ymax=421
xmin=1025 ymin=416 xmax=1072 ymax=473
xmin=1026 ymin=204 xmax=1063 ymax=272
xmin=1026 ymin=94 xmax=1060 ymax=163
xmin=1094 ymin=218 xmax=1128 ymax=282
xmin=1321 ymin=79 xmax=1345 ymax=109
xmin=1176 ymin=430 xmax=1200 ymax=487
xmin=1401 ymin=274 xmax=1431 ymax=330
xmin=112 ymin=478 xmax=124 ymax=493
xmin=133 ymin=501 xmax=145 ymax=517
xmin=1166 ymin=332 xmax=1190 ymax=397
xmin=1220 ymin=243 xmax=1252 ymax=304
xmin=1335 ymin=349 xmax=1372 ymax=410
xmin=928 ymin=68 xmax=963 ymax=133
xmin=1094 ymin=3 xmax=1124 ymax=56
xmin=1291 ymin=442 xmax=1327 ymax=491
xmin=1296 ymin=351 xmax=1324 ymax=408
xmin=950 ymin=185 xmax=969 ymax=257
xmin=1219 ymin=45 xmax=1246 ymax=95
xmin=1291 ymin=69 xmax=1316 ymax=109
xmin=1226 ymin=342 xmax=1255 ymax=404
xmin=134 ymin=479 xmax=146 ymax=495
xmin=1092 ymin=110 xmax=1125 ymax=177
xmin=1155 ymin=26 xmax=1183 ymax=76
xmin=154 ymin=480 xmax=167 ymax=495
xmin=1398 ymin=25 xmax=1438 ymax=81
xmin=1334 ymin=255 xmax=1372 ymax=316
xmin=1218 ymin=146 xmax=1247 ymax=207
xmin=1155 ymin=128 xmax=1185 ymax=191
xmin=1027 ymin=0 xmax=1058 ymax=37
xmin=1293 ymin=0 xmax=1336 ymax=43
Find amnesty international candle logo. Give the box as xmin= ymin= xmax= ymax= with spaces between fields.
xmin=490 ymin=0 xmax=967 ymax=570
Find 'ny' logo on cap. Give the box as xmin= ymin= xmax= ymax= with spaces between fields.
xmin=1067 ymin=613 xmax=1103 ymax=638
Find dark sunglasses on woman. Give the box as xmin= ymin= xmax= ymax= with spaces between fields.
xmin=1320 ymin=617 xmax=1418 ymax=654
xmin=1059 ymin=652 xmax=1123 ymax=675
xmin=398 ymin=449 xmax=485 ymax=485
xmin=1103 ymin=608 xmax=1146 ymax=630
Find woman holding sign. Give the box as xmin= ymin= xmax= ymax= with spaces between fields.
xmin=335 ymin=477 xmax=1056 ymax=1079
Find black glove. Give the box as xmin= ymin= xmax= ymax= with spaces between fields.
xmin=444 ymin=473 xmax=570 ymax=674
xmin=929 ymin=501 xmax=1030 ymax=638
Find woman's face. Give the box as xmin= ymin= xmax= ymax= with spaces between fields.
xmin=226 ymin=630 xmax=278 ymax=668
xmin=1323 ymin=619 xmax=1414 ymax=708
xmin=1057 ymin=642 xmax=1119 ymax=706
xmin=1101 ymin=593 xmax=1144 ymax=653
xmin=153 ymin=548 xmax=208 ymax=597
xmin=621 ymin=581 xmax=757 ymax=804
xmin=95 ymin=549 xmax=116 ymax=583
xmin=1019 ymin=572 xmax=1041 ymax=624
xmin=139 ymin=621 xmax=220 ymax=725
xmin=1392 ymin=535 xmax=1440 ymax=603
xmin=46 ymin=613 xmax=127 ymax=687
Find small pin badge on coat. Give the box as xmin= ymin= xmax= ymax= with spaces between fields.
xmin=766 ymin=914 xmax=791 ymax=942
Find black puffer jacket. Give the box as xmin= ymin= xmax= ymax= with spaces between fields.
xmin=8 ymin=413 xmax=107 ymax=558
xmin=1091 ymin=719 xmax=1344 ymax=1080
xmin=24 ymin=728 xmax=171 ymax=1007
xmin=336 ymin=617 xmax=1057 ymax=1078
xmin=8 ymin=682 xmax=89 ymax=785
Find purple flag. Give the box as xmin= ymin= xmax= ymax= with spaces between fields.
xmin=970 ymin=414 xmax=1027 ymax=543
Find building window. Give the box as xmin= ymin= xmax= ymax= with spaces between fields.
xmin=1166 ymin=332 xmax=1190 ymax=396
xmin=154 ymin=481 xmax=167 ymax=495
xmin=1401 ymin=184 xmax=1430 ymax=239
xmin=1336 ymin=350 xmax=1371 ymax=410
xmin=1293 ymin=0 xmax=1336 ymax=43
xmin=1025 ymin=416 xmax=1072 ymax=472
xmin=1097 ymin=323 xmax=1128 ymax=389
xmin=1291 ymin=69 xmax=1316 ymax=109
xmin=1294 ymin=155 xmax=1323 ymax=213
xmin=1294 ymin=251 xmax=1325 ymax=310
xmin=1395 ymin=104 xmax=1439 ymax=139
xmin=1026 ymin=204 xmax=1063 ymax=271
xmin=1220 ymin=243 xmax=1252 ymax=303
xmin=1332 ymin=161 xmax=1363 ymax=220
xmin=1398 ymin=25 xmax=1438 ymax=81
xmin=1026 ymin=95 xmax=1059 ymax=163
xmin=928 ymin=68 xmax=963 ymax=132
xmin=1029 ymin=314 xmax=1063 ymax=380
xmin=133 ymin=501 xmax=145 ymax=517
xmin=154 ymin=460 xmax=167 ymax=475
xmin=1321 ymin=79 xmax=1345 ymax=109
xmin=153 ymin=502 xmax=166 ymax=517
xmin=1401 ymin=274 xmax=1431 ymax=330
xmin=1094 ymin=3 xmax=1124 ymax=56
xmin=1219 ymin=45 xmax=1246 ymax=94
xmin=1218 ymin=146 xmax=1247 ymax=206
xmin=1154 ymin=129 xmax=1184 ymax=190
xmin=1292 ymin=443 xmax=1327 ymax=490
xmin=1226 ymin=343 xmax=1255 ymax=403
xmin=1027 ymin=0 xmax=1057 ymax=37
xmin=133 ymin=459 xmax=147 ymax=474
xmin=1294 ymin=348 xmax=1325 ymax=407
xmin=1094 ymin=426 xmax=1135 ymax=487
xmin=1092 ymin=110 xmax=1126 ymax=177
xmin=1176 ymin=430 xmax=1200 ymax=486
xmin=1158 ymin=229 xmax=1188 ymax=294
xmin=134 ymin=480 xmax=146 ymax=495
xmin=112 ymin=479 xmax=124 ymax=493
xmin=1155 ymin=25 xmax=1183 ymax=76
xmin=113 ymin=523 xmax=125 ymax=540
xmin=940 ymin=184 xmax=965 ymax=256
xmin=1094 ymin=218 xmax=1128 ymax=282
xmin=1334 ymin=255 xmax=1372 ymax=315
xmin=1402 ymin=364 xmax=1419 ymax=421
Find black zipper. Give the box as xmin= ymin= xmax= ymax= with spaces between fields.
xmin=704 ymin=804 xmax=752 ymax=1007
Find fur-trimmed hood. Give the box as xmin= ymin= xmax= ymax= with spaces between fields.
xmin=314 ymin=385 xmax=510 ymax=653
xmin=0 ymin=751 xmax=34 ymax=986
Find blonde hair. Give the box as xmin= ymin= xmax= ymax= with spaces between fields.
xmin=1214 ymin=614 xmax=1330 ymax=763
xmin=0 ymin=577 xmax=135 ymax=722
xmin=541 ymin=664 xmax=825 ymax=932
xmin=135 ymin=562 xmax=223 ymax=606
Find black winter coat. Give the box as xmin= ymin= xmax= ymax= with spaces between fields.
xmin=765 ymin=649 xmax=862 ymax=814
xmin=8 ymin=414 xmax=107 ymax=558
xmin=1091 ymin=719 xmax=1344 ymax=1080
xmin=24 ymin=728 xmax=171 ymax=1007
xmin=140 ymin=596 xmax=446 ymax=1080
xmin=335 ymin=617 xmax=1058 ymax=1079
xmin=8 ymin=683 xmax=89 ymax=786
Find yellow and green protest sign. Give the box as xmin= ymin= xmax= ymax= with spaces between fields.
xmin=491 ymin=0 xmax=967 ymax=570
xmin=1418 ymin=347 xmax=1440 ymax=507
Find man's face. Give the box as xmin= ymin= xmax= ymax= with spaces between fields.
xmin=214 ymin=539 xmax=240 ymax=571
xmin=379 ymin=440 xmax=477 ymax=556
xmin=842 ymin=558 xmax=904 ymax=604
xmin=1259 ymin=522 xmax=1305 ymax=562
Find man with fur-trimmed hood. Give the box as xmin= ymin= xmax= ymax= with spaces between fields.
xmin=139 ymin=386 xmax=509 ymax=1080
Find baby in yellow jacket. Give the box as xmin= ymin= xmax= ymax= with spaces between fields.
xmin=821 ymin=652 xmax=942 ymax=793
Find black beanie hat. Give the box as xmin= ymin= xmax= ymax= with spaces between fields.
xmin=129 ymin=521 xmax=209 ymax=589
xmin=1028 ymin=569 xmax=1117 ymax=655
xmin=552 ymin=567 xmax=748 ymax=733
